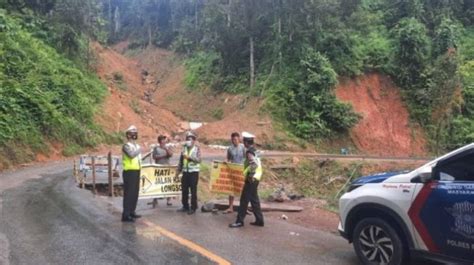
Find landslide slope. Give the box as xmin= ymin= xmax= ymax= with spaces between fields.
xmin=335 ymin=73 xmax=427 ymax=156
xmin=97 ymin=44 xmax=428 ymax=157
xmin=93 ymin=43 xmax=181 ymax=148
xmin=122 ymin=46 xmax=276 ymax=145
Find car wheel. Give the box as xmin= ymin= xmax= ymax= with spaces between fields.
xmin=353 ymin=217 xmax=405 ymax=265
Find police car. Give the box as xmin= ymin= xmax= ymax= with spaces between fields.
xmin=338 ymin=144 xmax=474 ymax=265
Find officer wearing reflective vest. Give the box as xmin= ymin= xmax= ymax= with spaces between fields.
xmin=230 ymin=132 xmax=264 ymax=228
xmin=176 ymin=131 xmax=201 ymax=215
xmin=121 ymin=125 xmax=142 ymax=222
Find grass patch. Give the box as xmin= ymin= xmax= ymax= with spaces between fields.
xmin=103 ymin=132 xmax=124 ymax=145
xmin=129 ymin=99 xmax=142 ymax=114
xmin=211 ymin=108 xmax=224 ymax=120
xmin=267 ymin=158 xmax=418 ymax=212
xmin=62 ymin=144 xmax=85 ymax=157
xmin=111 ymin=71 xmax=128 ymax=91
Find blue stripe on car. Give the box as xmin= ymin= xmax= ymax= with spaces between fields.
xmin=352 ymin=171 xmax=408 ymax=184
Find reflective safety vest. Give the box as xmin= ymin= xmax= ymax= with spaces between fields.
xmin=123 ymin=143 xmax=141 ymax=171
xmin=183 ymin=146 xmax=200 ymax=172
xmin=243 ymin=156 xmax=263 ymax=181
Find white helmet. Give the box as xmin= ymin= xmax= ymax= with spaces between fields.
xmin=186 ymin=131 xmax=197 ymax=139
xmin=242 ymin=131 xmax=255 ymax=139
xmin=126 ymin=125 xmax=138 ymax=133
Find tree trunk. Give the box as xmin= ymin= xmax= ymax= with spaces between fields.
xmin=227 ymin=0 xmax=232 ymax=27
xmin=114 ymin=6 xmax=120 ymax=34
xmin=278 ymin=0 xmax=282 ymax=64
xmin=108 ymin=0 xmax=112 ymax=32
xmin=85 ymin=0 xmax=91 ymax=68
xmin=250 ymin=36 xmax=255 ymax=89
xmin=195 ymin=0 xmax=198 ymax=29
xmin=148 ymin=24 xmax=152 ymax=47
xmin=288 ymin=13 xmax=293 ymax=42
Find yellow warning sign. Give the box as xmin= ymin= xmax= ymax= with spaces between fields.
xmin=139 ymin=165 xmax=181 ymax=198
xmin=209 ymin=161 xmax=245 ymax=196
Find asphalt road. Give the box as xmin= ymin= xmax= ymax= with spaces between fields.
xmin=0 ymin=161 xmax=438 ymax=265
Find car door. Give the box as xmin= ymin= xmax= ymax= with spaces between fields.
xmin=410 ymin=149 xmax=474 ymax=261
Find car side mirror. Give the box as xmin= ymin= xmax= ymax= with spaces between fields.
xmin=411 ymin=172 xmax=432 ymax=183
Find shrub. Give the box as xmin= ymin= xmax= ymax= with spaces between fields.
xmin=211 ymin=108 xmax=224 ymax=120
xmin=0 ymin=12 xmax=107 ymax=163
xmin=270 ymin=49 xmax=360 ymax=139
xmin=129 ymin=99 xmax=142 ymax=114
xmin=184 ymin=51 xmax=221 ymax=90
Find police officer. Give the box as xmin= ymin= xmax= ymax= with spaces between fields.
xmin=229 ymin=132 xmax=264 ymax=228
xmin=176 ymin=131 xmax=201 ymax=215
xmin=122 ymin=125 xmax=142 ymax=222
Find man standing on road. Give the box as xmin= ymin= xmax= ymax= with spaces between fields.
xmin=229 ymin=132 xmax=264 ymax=228
xmin=176 ymin=131 xmax=201 ymax=215
xmin=153 ymin=135 xmax=174 ymax=206
xmin=122 ymin=125 xmax=142 ymax=222
xmin=224 ymin=132 xmax=245 ymax=213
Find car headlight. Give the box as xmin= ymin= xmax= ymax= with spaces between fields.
xmin=346 ymin=184 xmax=362 ymax=192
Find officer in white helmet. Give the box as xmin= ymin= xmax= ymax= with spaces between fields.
xmin=121 ymin=125 xmax=142 ymax=222
xmin=230 ymin=132 xmax=264 ymax=228
xmin=176 ymin=131 xmax=202 ymax=214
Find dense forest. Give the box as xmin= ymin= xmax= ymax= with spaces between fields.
xmin=102 ymin=0 xmax=474 ymax=151
xmin=0 ymin=0 xmax=473 ymax=165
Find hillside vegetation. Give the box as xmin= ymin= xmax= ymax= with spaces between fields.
xmin=1 ymin=0 xmax=474 ymax=170
xmin=104 ymin=0 xmax=474 ymax=153
xmin=0 ymin=2 xmax=111 ymax=168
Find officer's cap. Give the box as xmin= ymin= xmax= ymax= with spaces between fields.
xmin=126 ymin=125 xmax=138 ymax=133
xmin=186 ymin=131 xmax=197 ymax=139
xmin=242 ymin=131 xmax=255 ymax=139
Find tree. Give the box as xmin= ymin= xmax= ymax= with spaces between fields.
xmin=429 ymin=49 xmax=462 ymax=153
xmin=272 ymin=49 xmax=359 ymax=139
xmin=393 ymin=17 xmax=430 ymax=90
xmin=433 ymin=17 xmax=460 ymax=57
xmin=340 ymin=0 xmax=361 ymax=20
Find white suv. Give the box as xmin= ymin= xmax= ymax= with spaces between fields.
xmin=339 ymin=144 xmax=474 ymax=265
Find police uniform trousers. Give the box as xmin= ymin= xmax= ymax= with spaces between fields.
xmin=122 ymin=170 xmax=140 ymax=217
xmin=181 ymin=171 xmax=199 ymax=210
xmin=236 ymin=180 xmax=264 ymax=224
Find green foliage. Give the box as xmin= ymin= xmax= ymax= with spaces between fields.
xmin=112 ymin=71 xmax=123 ymax=82
xmin=184 ymin=51 xmax=221 ymax=90
xmin=4 ymin=0 xmax=109 ymax=64
xmin=429 ymin=51 xmax=462 ymax=152
xmin=318 ymin=30 xmax=363 ymax=76
xmin=449 ymin=60 xmax=474 ymax=147
xmin=129 ymin=99 xmax=142 ymax=114
xmin=355 ymin=31 xmax=393 ymax=71
xmin=211 ymin=108 xmax=224 ymax=120
xmin=433 ymin=18 xmax=461 ymax=57
xmin=270 ymin=50 xmax=360 ymax=139
xmin=111 ymin=71 xmax=127 ymax=90
xmin=62 ymin=144 xmax=85 ymax=157
xmin=393 ymin=17 xmax=430 ymax=90
xmin=0 ymin=11 xmax=107 ymax=161
xmin=273 ymin=159 xmax=363 ymax=209
xmin=461 ymin=28 xmax=474 ymax=60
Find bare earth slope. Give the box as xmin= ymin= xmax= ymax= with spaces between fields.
xmin=93 ymin=43 xmax=181 ymax=146
xmin=128 ymin=47 xmax=275 ymax=144
xmin=335 ymin=73 xmax=427 ymax=156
